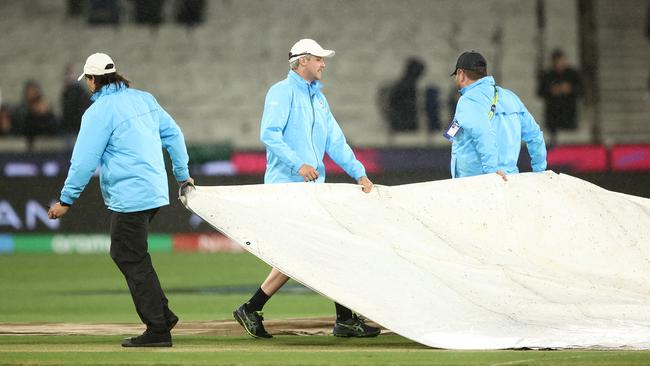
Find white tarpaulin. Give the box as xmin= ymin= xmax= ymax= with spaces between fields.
xmin=181 ymin=171 xmax=650 ymax=349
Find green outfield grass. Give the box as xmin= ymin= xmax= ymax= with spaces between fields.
xmin=0 ymin=252 xmax=333 ymax=323
xmin=3 ymin=335 xmax=650 ymax=366
xmin=3 ymin=252 xmax=650 ymax=365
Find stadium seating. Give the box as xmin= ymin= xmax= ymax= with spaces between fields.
xmin=0 ymin=0 xmax=646 ymax=149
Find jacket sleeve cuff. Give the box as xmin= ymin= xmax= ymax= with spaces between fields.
xmin=173 ymin=167 xmax=190 ymax=182
xmin=59 ymin=195 xmax=75 ymax=206
xmin=291 ymin=160 xmax=306 ymax=172
xmin=352 ymin=165 xmax=367 ymax=181
xmin=175 ymin=173 xmax=190 ymax=183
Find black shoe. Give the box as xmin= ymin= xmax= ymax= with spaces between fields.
xmin=233 ymin=304 xmax=272 ymax=339
xmin=167 ymin=314 xmax=179 ymax=331
xmin=121 ymin=329 xmax=172 ymax=347
xmin=333 ymin=314 xmax=381 ymax=338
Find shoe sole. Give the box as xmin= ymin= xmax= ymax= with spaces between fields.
xmin=233 ymin=310 xmax=272 ymax=339
xmin=333 ymin=330 xmax=381 ymax=338
xmin=121 ymin=341 xmax=172 ymax=347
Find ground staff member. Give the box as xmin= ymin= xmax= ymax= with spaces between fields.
xmin=232 ymin=39 xmax=380 ymax=339
xmin=48 ymin=53 xmax=193 ymax=348
xmin=445 ymin=51 xmax=547 ymax=178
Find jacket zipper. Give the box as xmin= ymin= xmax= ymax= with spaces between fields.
xmin=308 ymin=84 xmax=319 ymax=168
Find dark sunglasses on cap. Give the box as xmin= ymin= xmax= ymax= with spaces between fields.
xmin=288 ymin=52 xmax=310 ymax=60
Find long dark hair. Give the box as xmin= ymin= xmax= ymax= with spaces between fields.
xmin=86 ymin=72 xmax=131 ymax=92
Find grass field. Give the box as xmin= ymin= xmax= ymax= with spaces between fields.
xmin=4 ymin=335 xmax=650 ymax=366
xmin=2 ymin=252 xmax=650 ymax=365
xmin=0 ymin=253 xmax=333 ymax=323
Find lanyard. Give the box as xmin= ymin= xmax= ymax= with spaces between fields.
xmin=488 ymin=85 xmax=499 ymax=120
xmin=444 ymin=84 xmax=499 ymax=141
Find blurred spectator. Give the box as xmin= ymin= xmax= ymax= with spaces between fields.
xmin=537 ymin=49 xmax=583 ymax=146
xmin=14 ymin=80 xmax=59 ymax=150
xmin=447 ymin=84 xmax=460 ymax=121
xmin=133 ymin=0 xmax=165 ymax=27
xmin=88 ymin=0 xmax=121 ymax=25
xmin=387 ymin=58 xmax=426 ymax=132
xmin=424 ymin=85 xmax=441 ymax=132
xmin=1 ymin=87 xmax=19 ymax=136
xmin=175 ymin=0 xmax=205 ymax=27
xmin=61 ymin=64 xmax=91 ymax=149
xmin=0 ymin=104 xmax=13 ymax=136
xmin=66 ymin=0 xmax=84 ymax=16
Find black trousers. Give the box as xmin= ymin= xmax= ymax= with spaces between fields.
xmin=109 ymin=207 xmax=176 ymax=333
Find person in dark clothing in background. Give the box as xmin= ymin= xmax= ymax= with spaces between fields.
xmin=175 ymin=0 xmax=206 ymax=27
xmin=387 ymin=58 xmax=426 ymax=132
xmin=0 ymin=87 xmax=10 ymax=135
xmin=424 ymin=85 xmax=441 ymax=133
xmin=537 ymin=49 xmax=582 ymax=146
xmin=61 ymin=63 xmax=91 ymax=149
xmin=133 ymin=0 xmax=165 ymax=27
xmin=15 ymin=80 xmax=59 ymax=150
xmin=0 ymin=104 xmax=13 ymax=136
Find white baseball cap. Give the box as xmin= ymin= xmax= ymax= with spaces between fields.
xmin=77 ymin=53 xmax=117 ymax=81
xmin=288 ymin=39 xmax=335 ymax=63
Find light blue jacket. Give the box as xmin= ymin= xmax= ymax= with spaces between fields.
xmin=493 ymin=83 xmax=547 ymax=174
xmin=60 ymin=83 xmax=190 ymax=213
xmin=450 ymin=76 xmax=546 ymax=178
xmin=260 ymin=70 xmax=366 ymax=183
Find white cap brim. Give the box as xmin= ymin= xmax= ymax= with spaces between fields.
xmin=312 ymin=49 xmax=335 ymax=58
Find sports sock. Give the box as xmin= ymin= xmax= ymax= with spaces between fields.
xmin=334 ymin=302 xmax=353 ymax=322
xmin=245 ymin=287 xmax=271 ymax=312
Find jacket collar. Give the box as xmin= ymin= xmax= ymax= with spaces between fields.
xmin=288 ymin=70 xmax=322 ymax=96
xmin=459 ymin=76 xmax=495 ymax=96
xmin=91 ymin=82 xmax=127 ymax=101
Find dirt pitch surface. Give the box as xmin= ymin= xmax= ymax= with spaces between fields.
xmin=0 ymin=317 xmax=389 ymax=337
